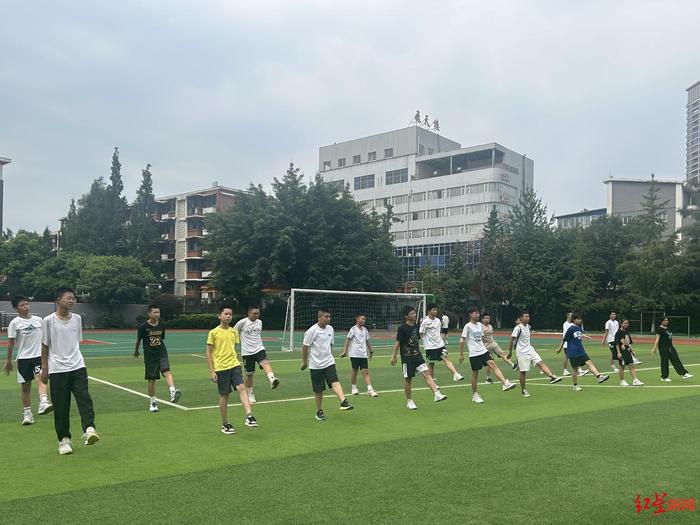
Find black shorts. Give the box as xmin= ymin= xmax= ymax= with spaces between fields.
xmin=469 ymin=352 xmax=493 ymax=371
xmin=608 ymin=342 xmax=617 ymax=358
xmin=144 ymin=350 xmax=171 ymax=380
xmin=569 ymin=353 xmax=591 ymax=368
xmin=401 ymin=354 xmax=428 ymax=379
xmin=17 ymin=357 xmax=42 ymax=383
xmin=617 ymin=348 xmax=634 ymax=366
xmin=216 ymin=366 xmax=244 ymax=395
xmin=350 ymin=357 xmax=368 ymax=370
xmin=441 ymin=328 xmax=449 ymax=335
xmin=310 ymin=365 xmax=339 ymax=393
xmin=243 ymin=350 xmax=268 ymax=375
xmin=425 ymin=347 xmax=448 ymax=362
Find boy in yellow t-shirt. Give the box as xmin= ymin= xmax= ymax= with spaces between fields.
xmin=206 ymin=305 xmax=257 ymax=434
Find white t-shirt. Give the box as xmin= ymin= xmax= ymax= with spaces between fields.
xmin=441 ymin=315 xmax=449 ymax=330
xmin=42 ymin=313 xmax=85 ymax=374
xmin=461 ymin=322 xmax=489 ymax=357
xmin=233 ymin=317 xmax=265 ymax=356
xmin=604 ymin=320 xmax=619 ymax=343
xmin=346 ymin=325 xmax=369 ymax=358
xmin=511 ymin=323 xmax=532 ymax=357
xmin=7 ymin=315 xmax=43 ymax=360
xmin=562 ymin=321 xmax=573 ymax=349
xmin=303 ymin=324 xmax=335 ymax=370
xmin=419 ymin=317 xmax=444 ymax=350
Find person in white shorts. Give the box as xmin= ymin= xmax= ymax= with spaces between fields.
xmin=507 ymin=311 xmax=562 ymax=397
xmin=480 ymin=312 xmax=517 ymax=384
xmin=339 ymin=313 xmax=378 ymax=397
xmin=419 ymin=304 xmax=464 ymax=384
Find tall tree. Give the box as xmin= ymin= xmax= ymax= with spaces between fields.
xmin=127 ymin=163 xmax=160 ymax=266
xmin=629 ymin=175 xmax=670 ymax=246
xmin=477 ymin=206 xmax=509 ymax=319
xmin=0 ymin=230 xmax=53 ymax=298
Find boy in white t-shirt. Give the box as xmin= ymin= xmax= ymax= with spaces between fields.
xmin=507 ymin=311 xmax=562 ymax=397
xmin=301 ymin=309 xmax=353 ymax=421
xmin=339 ymin=313 xmax=378 ymax=397
xmin=419 ymin=304 xmax=464 ymax=384
xmin=601 ymin=311 xmax=620 ymax=372
xmin=439 ymin=310 xmax=450 ymax=346
xmin=3 ymin=296 xmax=53 ymax=425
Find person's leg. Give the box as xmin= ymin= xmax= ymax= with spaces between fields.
xmin=471 ymin=370 xmax=479 ymax=394
xmin=315 ymin=392 xmax=323 ymax=410
xmin=50 ymin=372 xmax=72 ymax=440
xmin=428 ymin=361 xmax=436 ymax=379
xmin=361 ymin=368 xmax=373 ymax=389
xmin=668 ymin=347 xmax=688 ymax=376
xmin=562 ymin=355 xmax=569 ymax=372
xmin=350 ymin=366 xmax=358 ymax=389
xmin=442 ymin=356 xmax=459 ymax=375
xmin=235 ymin=383 xmax=252 ymax=414
xmin=147 ymin=379 xmax=156 ymax=397
xmin=571 ymin=367 xmax=579 ymax=386
xmin=629 ymin=364 xmax=639 ymax=381
xmin=163 ymin=371 xmax=175 ymax=389
xmin=421 ymin=370 xmax=439 ymax=393
xmin=536 ymin=361 xmax=556 ymax=378
xmin=519 ymin=371 xmax=527 ymax=391
xmin=618 ymin=365 xmax=625 ymax=382
xmin=258 ymin=355 xmax=277 ymax=386
xmin=488 ymin=361 xmax=509 ymax=385
xmin=659 ymin=347 xmax=670 ymax=379
xmin=245 ymin=373 xmax=254 ymax=396
xmin=219 ymin=393 xmax=229 ymax=424
xmin=71 ymin=368 xmax=96 ymax=433
xmin=35 ymin=372 xmax=49 ymax=404
xmin=583 ymin=360 xmax=603 ymax=377
xmin=20 ymin=382 xmax=31 ymax=410
xmin=330 ymin=381 xmax=347 ymax=402
xmin=404 ymin=378 xmax=412 ymax=400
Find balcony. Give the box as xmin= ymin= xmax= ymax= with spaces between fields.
xmin=203 ymin=206 xmax=216 ymax=214
xmin=161 ymin=253 xmax=175 ymax=261
xmin=202 ymin=270 xmax=212 ymax=279
xmin=160 ymin=233 xmax=175 ymax=241
xmin=187 ymin=207 xmax=204 ymax=217
xmin=186 ymin=250 xmax=203 ymax=258
xmin=186 ymin=229 xmax=204 ymax=238
xmin=185 ymin=290 xmax=201 ymax=298
xmin=160 ymin=272 xmax=175 ymax=281
xmin=186 ymin=271 xmax=207 ymax=280
xmin=155 ymin=211 xmax=176 ymax=221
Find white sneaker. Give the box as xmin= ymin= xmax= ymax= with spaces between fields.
xmin=170 ymin=388 xmax=182 ymax=403
xmin=472 ymin=393 xmax=484 ymax=404
xmin=632 ymin=378 xmax=644 ymax=386
xmin=434 ymin=391 xmax=447 ymax=402
xmin=579 ymin=368 xmax=590 ymax=377
xmin=149 ymin=402 xmax=159 ymax=412
xmin=82 ymin=426 xmax=100 ymax=446
xmin=522 ymin=389 xmax=531 ymax=397
xmin=562 ymin=369 xmax=571 ymax=376
xmin=573 ymin=385 xmax=582 ymax=392
xmin=612 ymin=366 xmax=619 ymax=373
xmin=632 ymin=356 xmax=642 ymax=365
xmin=37 ymin=402 xmax=53 ymax=415
xmin=682 ymin=373 xmax=694 ymax=379
xmin=406 ymin=399 xmax=418 ymax=410
xmin=619 ymin=380 xmax=629 ymax=387
xmin=453 ymin=373 xmax=464 ymax=382
xmin=21 ymin=412 xmax=34 ymax=425
xmin=351 ymin=386 xmax=360 ymax=395
xmin=502 ymin=381 xmax=516 ymax=392
xmin=661 ymin=377 xmax=672 ymax=382
xmin=248 ymin=392 xmax=256 ymax=404
xmin=368 ymin=390 xmax=379 ymax=397
xmin=58 ymin=438 xmax=73 ymax=455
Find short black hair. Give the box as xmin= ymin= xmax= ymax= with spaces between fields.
xmin=571 ymin=312 xmax=583 ymax=321
xmin=659 ymin=316 xmax=668 ymax=324
xmin=219 ymin=304 xmax=234 ymax=313
xmin=247 ymin=305 xmax=260 ymax=312
xmin=403 ymin=305 xmax=416 ymax=317
xmin=147 ymin=304 xmax=160 ymax=312
xmin=11 ymin=295 xmax=29 ymax=308
xmin=482 ymin=311 xmax=491 ymax=318
xmin=518 ymin=310 xmax=529 ymax=318
xmin=56 ymin=287 xmax=75 ymax=300
xmin=609 ymin=310 xmax=617 ymax=315
xmin=468 ymin=306 xmax=480 ymax=315
xmin=355 ymin=313 xmax=366 ymax=318
xmin=427 ymin=303 xmax=437 ymax=311
xmin=317 ymin=308 xmax=330 ymax=317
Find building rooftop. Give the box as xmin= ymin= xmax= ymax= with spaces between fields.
xmin=155 ymin=184 xmax=245 ymax=202
xmin=687 ymin=80 xmax=700 ymax=92
xmin=554 ymin=208 xmax=606 ymax=219
xmin=603 ymin=177 xmax=683 ymax=185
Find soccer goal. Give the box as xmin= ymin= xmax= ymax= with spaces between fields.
xmin=281 ymin=288 xmax=428 ymax=352
xmin=0 ymin=311 xmax=18 ymax=330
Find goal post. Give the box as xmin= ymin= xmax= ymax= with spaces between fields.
xmin=281 ymin=288 xmax=428 ymax=352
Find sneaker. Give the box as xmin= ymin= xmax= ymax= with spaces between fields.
xmin=485 ymin=376 xmax=494 ymax=384
xmin=512 ymin=361 xmax=519 ymax=371
xmin=573 ymin=385 xmax=582 ymax=392
xmin=221 ymin=423 xmax=236 ymax=434
xmin=632 ymin=378 xmax=644 ymax=386
xmin=315 ymin=410 xmax=326 ymax=421
xmin=472 ymin=393 xmax=484 ymax=404
xmin=612 ymin=366 xmax=619 ymax=373
xmin=21 ymin=412 xmax=34 ymax=425
xmin=351 ymin=386 xmax=360 ymax=395
xmin=660 ymin=377 xmax=672 ymax=382
xmin=522 ymin=389 xmax=531 ymax=397
xmin=596 ymin=374 xmax=610 ymax=384
xmin=248 ymin=392 xmax=257 ymax=404
xmin=406 ymin=399 xmax=418 ymax=410
xmin=549 ymin=376 xmax=563 ymax=384
xmin=453 ymin=373 xmax=464 ymax=382
xmin=58 ymin=438 xmax=73 ymax=455
xmin=149 ymin=402 xmax=159 ymax=412
xmin=339 ymin=399 xmax=354 ymax=410
xmin=579 ymin=368 xmax=590 ymax=377
xmin=82 ymin=426 xmax=100 ymax=445
xmin=271 ymin=377 xmax=280 ymax=389
xmin=170 ymin=389 xmax=182 ymax=403
xmin=502 ymin=381 xmax=516 ymax=392
xmin=244 ymin=415 xmax=258 ymax=427
xmin=619 ymin=380 xmax=629 ymax=387
xmin=37 ymin=402 xmax=53 ymax=415
xmin=682 ymin=373 xmax=694 ymax=379
xmin=434 ymin=391 xmax=447 ymax=402
xmin=368 ymin=390 xmax=379 ymax=397
xmin=562 ymin=369 xmax=571 ymax=376
xmin=632 ymin=356 xmax=642 ymax=365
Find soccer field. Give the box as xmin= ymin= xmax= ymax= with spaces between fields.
xmin=1 ymin=330 xmax=698 ymax=524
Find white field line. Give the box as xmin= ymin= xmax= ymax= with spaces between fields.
xmin=88 ymin=375 xmax=188 ymax=410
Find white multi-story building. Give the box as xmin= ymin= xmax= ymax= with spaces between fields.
xmin=319 ymin=127 xmax=533 ymax=277
xmin=687 ymin=80 xmax=700 ymax=184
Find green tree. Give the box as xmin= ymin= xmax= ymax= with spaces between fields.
xmin=477 ymin=206 xmax=509 ymax=318
xmin=560 ymin=228 xmax=601 ymax=311
xmin=628 ymin=175 xmax=670 ymax=246
xmin=442 ymin=254 xmax=477 ymax=319
xmin=0 ymin=230 xmax=53 ymax=298
xmin=127 ymin=163 xmax=160 ymax=266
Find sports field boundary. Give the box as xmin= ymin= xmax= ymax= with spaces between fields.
xmin=88 ymin=376 xmax=187 ymax=410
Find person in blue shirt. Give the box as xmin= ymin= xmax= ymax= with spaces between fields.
xmin=556 ymin=313 xmax=609 ymax=391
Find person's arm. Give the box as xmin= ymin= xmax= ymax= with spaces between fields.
xmin=367 ymin=339 xmax=373 ymax=360
xmin=41 ymin=343 xmax=49 ymax=384
xmin=507 ymin=337 xmax=515 ymax=360
xmin=206 ymin=343 xmax=218 ymax=382
xmin=652 ymin=334 xmax=660 ymax=354
xmin=601 ymin=325 xmax=608 ymax=345
xmin=134 ymin=328 xmax=142 ymax=358
xmin=301 ymin=344 xmax=309 ymax=370
xmin=390 ymin=341 xmax=399 ymax=366
xmin=3 ymin=338 xmax=14 ymax=375
xmin=339 ymin=337 xmax=350 ymax=358
xmin=555 ymin=336 xmax=564 ymax=354
xmin=458 ymin=337 xmax=466 ymax=363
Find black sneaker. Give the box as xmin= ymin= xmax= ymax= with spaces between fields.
xmin=221 ymin=423 xmax=236 ymax=435
xmin=512 ymin=361 xmax=519 ymax=371
xmin=315 ymin=410 xmax=326 ymax=421
xmin=485 ymin=376 xmax=494 ymax=384
xmin=549 ymin=376 xmax=563 ymax=384
xmin=271 ymin=378 xmax=280 ymax=389
xmin=596 ymin=374 xmax=610 ymax=384
xmin=339 ymin=399 xmax=354 ymax=411
xmin=244 ymin=414 xmax=258 ymax=427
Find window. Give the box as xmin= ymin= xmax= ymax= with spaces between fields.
xmin=338 ymin=158 xmax=346 ymax=168
xmin=428 ymin=148 xmax=434 ymax=155
xmin=393 ymin=231 xmax=407 ymax=240
xmin=419 ymin=144 xmax=425 ymax=156
xmin=427 ymin=189 xmax=444 ymax=200
xmin=359 ymin=199 xmax=374 ymax=210
xmin=427 ymin=208 xmax=445 ymax=219
xmin=447 ymin=186 xmax=464 ymax=197
xmin=394 ymin=213 xmax=407 ymax=222
xmin=428 ymin=227 xmax=444 ymax=237
xmin=410 ymin=229 xmax=425 ymax=239
xmin=368 ymin=151 xmax=377 ymax=161
xmin=386 ymin=168 xmax=408 ymax=185
xmin=322 ymin=161 xmax=331 ymax=171
xmin=353 ymin=174 xmax=375 ymax=190
xmin=375 ymin=197 xmax=390 ymax=208
xmin=352 ymin=154 xmax=361 ymax=164
xmin=470 ymin=184 xmax=484 ymax=194
xmin=410 ymin=211 xmax=426 ymax=221
xmin=392 ymin=194 xmax=408 ymax=205
xmin=384 ymin=148 xmax=393 ymax=158
xmin=411 ymin=192 xmax=426 ymax=202
xmin=446 ymin=225 xmax=463 ymax=236
xmin=660 ymin=211 xmax=668 ymax=222
xmin=447 ymin=205 xmax=464 ymax=216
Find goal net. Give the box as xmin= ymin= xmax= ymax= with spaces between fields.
xmin=281 ymin=288 xmax=428 ymax=352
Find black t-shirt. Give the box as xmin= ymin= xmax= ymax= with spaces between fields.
xmin=655 ymin=326 xmax=672 ymax=350
xmin=614 ymin=329 xmax=633 ymax=351
xmin=138 ymin=322 xmax=166 ymax=353
xmin=396 ymin=323 xmax=421 ymax=359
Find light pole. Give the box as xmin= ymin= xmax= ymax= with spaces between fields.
xmin=0 ymin=157 xmax=11 ymax=236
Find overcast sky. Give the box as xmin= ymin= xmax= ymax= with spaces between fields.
xmin=2 ymin=0 xmax=699 ymax=232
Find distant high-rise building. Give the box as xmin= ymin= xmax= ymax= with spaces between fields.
xmin=687 ymin=81 xmax=700 ymax=183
